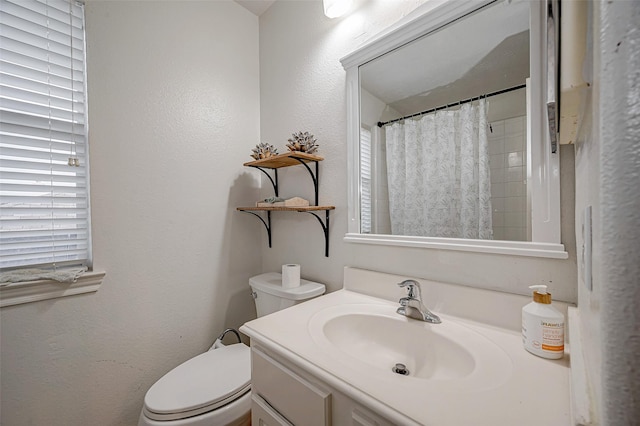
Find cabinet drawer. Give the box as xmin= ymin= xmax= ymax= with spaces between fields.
xmin=351 ymin=407 xmax=394 ymax=426
xmin=252 ymin=347 xmax=331 ymax=426
xmin=252 ymin=394 xmax=293 ymax=426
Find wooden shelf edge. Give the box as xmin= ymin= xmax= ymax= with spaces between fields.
xmin=243 ymin=151 xmax=324 ymax=169
xmin=237 ymin=206 xmax=335 ymax=212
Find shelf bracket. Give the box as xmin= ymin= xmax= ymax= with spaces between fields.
xmin=291 ymin=157 xmax=319 ymax=206
xmin=248 ymin=166 xmax=279 ymax=197
xmin=301 ymin=210 xmax=330 ymax=257
xmin=240 ymin=210 xmax=272 ymax=247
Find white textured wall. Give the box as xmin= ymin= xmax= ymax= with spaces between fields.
xmin=573 ymin=1 xmax=639 ymax=423
xmin=0 ymin=2 xmax=261 ymax=425
xmin=258 ymin=0 xmax=577 ymax=302
xmin=599 ymin=0 xmax=640 ymax=420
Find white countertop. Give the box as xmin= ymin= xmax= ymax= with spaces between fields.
xmin=241 ymin=269 xmax=571 ymax=425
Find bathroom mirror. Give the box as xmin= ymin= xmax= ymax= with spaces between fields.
xmin=341 ymin=0 xmax=567 ymax=258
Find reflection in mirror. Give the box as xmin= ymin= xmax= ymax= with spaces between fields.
xmin=342 ymin=0 xmax=565 ymax=258
xmin=359 ymin=1 xmax=532 ymax=241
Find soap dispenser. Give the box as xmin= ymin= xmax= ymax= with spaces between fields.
xmin=522 ymin=285 xmax=565 ymax=359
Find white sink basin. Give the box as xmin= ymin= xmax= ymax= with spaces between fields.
xmin=308 ymin=303 xmax=513 ymax=391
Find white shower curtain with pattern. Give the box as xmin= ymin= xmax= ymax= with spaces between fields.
xmin=385 ymin=100 xmax=492 ymax=239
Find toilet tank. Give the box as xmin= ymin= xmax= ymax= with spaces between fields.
xmin=249 ymin=272 xmax=326 ymax=317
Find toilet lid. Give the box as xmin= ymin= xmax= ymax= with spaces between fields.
xmin=143 ymin=343 xmax=251 ymax=421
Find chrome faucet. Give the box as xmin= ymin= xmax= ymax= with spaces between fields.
xmin=396 ymin=279 xmax=441 ymax=324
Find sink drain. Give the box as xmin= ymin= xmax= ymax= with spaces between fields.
xmin=392 ymin=363 xmax=410 ymax=376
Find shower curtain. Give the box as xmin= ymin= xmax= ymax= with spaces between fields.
xmin=385 ymin=99 xmax=492 ymax=239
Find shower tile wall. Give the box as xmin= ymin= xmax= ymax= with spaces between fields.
xmin=489 ymin=116 xmax=528 ymax=241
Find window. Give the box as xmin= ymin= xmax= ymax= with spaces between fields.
xmin=0 ymin=0 xmax=91 ymax=270
xmin=360 ymin=127 xmax=372 ymax=234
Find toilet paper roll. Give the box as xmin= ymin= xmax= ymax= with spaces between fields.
xmin=282 ymin=264 xmax=301 ymax=289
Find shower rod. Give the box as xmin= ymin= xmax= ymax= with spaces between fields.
xmin=377 ymin=83 xmax=527 ymax=127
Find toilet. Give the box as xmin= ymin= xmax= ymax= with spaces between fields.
xmin=138 ymin=272 xmax=325 ymax=426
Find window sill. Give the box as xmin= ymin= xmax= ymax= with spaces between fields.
xmin=0 ymin=270 xmax=106 ymax=308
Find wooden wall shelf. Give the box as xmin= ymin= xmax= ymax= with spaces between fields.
xmin=237 ymin=206 xmax=335 ymax=212
xmin=243 ymin=152 xmax=324 ymax=169
xmin=244 ymin=152 xmax=323 ymax=205
xmin=238 ymin=151 xmax=334 ymax=257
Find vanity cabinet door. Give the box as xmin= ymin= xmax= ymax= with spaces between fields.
xmin=252 ymin=347 xmax=331 ymax=426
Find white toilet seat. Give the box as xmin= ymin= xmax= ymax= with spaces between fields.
xmin=142 ymin=343 xmax=250 ymax=422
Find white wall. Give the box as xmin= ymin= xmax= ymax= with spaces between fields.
xmin=258 ymin=0 xmax=577 ymax=303
xmin=599 ymin=0 xmax=640 ymax=419
xmin=0 ymin=2 xmax=261 ymax=425
xmin=598 ymin=1 xmax=640 ymax=420
xmin=574 ymin=1 xmax=640 ymax=424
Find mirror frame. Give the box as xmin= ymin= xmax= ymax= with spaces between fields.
xmin=340 ymin=0 xmax=567 ymax=259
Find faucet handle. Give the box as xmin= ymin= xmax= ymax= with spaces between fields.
xmin=398 ymin=279 xmax=420 ymax=299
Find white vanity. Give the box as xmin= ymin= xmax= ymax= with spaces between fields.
xmin=240 ymin=267 xmax=572 ymax=425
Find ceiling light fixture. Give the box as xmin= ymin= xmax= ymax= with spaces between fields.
xmin=323 ymin=0 xmax=353 ymax=18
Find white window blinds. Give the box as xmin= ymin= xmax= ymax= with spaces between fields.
xmin=0 ymin=0 xmax=91 ymax=269
xmin=360 ymin=127 xmax=372 ymax=234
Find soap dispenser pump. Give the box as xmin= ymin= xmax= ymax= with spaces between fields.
xmin=522 ymin=285 xmax=565 ymax=359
